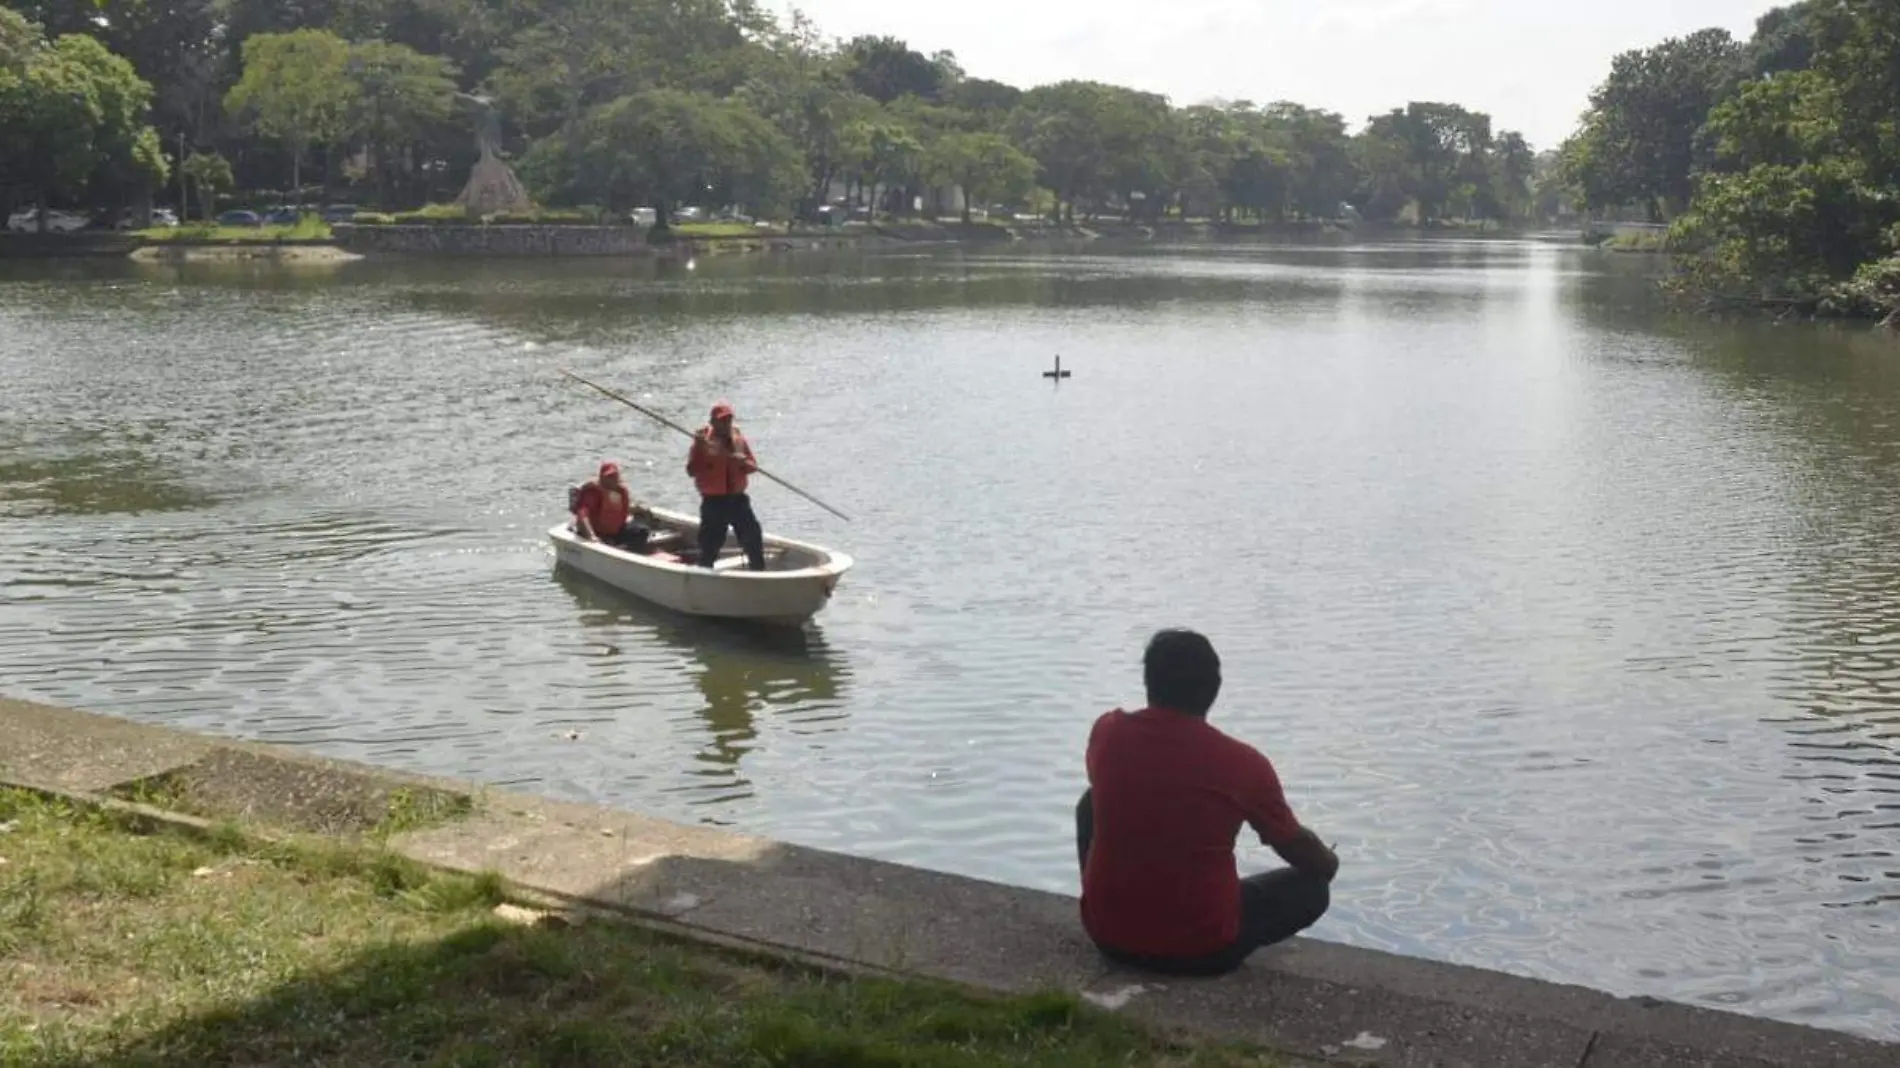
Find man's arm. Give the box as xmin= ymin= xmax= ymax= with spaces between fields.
xmin=572 ymin=484 xmax=598 ymax=540
xmin=1237 ymin=748 xmax=1340 ymax=883
xmin=686 ymin=433 xmax=708 ymax=475
xmin=737 ymin=435 xmax=759 ymax=473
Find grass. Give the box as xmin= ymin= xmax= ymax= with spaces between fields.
xmin=1598 ymin=230 xmax=1671 ymax=253
xmin=671 ymin=220 xmax=780 ymax=238
xmin=133 ymin=217 xmax=334 ymax=243
xmin=0 ymin=789 xmax=1280 ymax=1068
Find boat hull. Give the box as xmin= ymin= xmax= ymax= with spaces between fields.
xmin=547 ymin=507 xmax=851 ymax=627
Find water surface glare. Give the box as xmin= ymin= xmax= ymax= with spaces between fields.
xmin=3 ymin=240 xmax=1899 ymax=1038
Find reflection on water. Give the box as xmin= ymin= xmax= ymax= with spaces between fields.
xmin=3 ymin=238 xmax=1899 ymax=1039
xmin=0 ymin=449 xmax=217 ymax=516
xmin=553 ymin=570 xmax=848 ymax=804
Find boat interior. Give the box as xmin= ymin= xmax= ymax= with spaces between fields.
xmin=608 ymin=517 xmax=828 ymax=573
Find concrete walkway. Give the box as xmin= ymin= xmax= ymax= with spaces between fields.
xmin=3 ymin=697 xmax=1894 ymax=1067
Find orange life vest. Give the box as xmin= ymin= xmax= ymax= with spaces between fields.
xmin=686 ymin=426 xmax=755 ymax=497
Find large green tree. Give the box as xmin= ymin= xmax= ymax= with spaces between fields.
xmin=345 ymin=38 xmax=457 ymax=205
xmin=1667 ymin=2 xmax=1900 ymax=297
xmin=0 ymin=13 xmax=167 ymax=225
xmin=1564 ymin=28 xmax=1741 ymax=220
xmin=6 ymin=0 xmax=223 ymax=143
xmin=839 ymin=35 xmax=944 ymax=104
xmin=1353 ymin=102 xmax=1493 ymax=223
xmin=224 ymin=29 xmax=355 ymax=194
xmin=525 ymin=87 xmax=801 ymax=226
xmin=924 ymin=131 xmax=1036 ymax=221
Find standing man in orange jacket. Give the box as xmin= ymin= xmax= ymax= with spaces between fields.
xmin=686 ymin=401 xmax=766 ymax=571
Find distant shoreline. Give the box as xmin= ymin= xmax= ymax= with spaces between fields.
xmin=1 ymin=217 xmax=1573 ymax=265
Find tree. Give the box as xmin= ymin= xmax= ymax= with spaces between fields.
xmin=181 ymin=148 xmax=232 ymax=220
xmin=527 ymin=87 xmax=801 ymax=228
xmin=735 ymin=13 xmax=875 ymax=215
xmin=851 ymin=118 xmax=922 ymax=215
xmin=839 ymin=35 xmax=942 ymax=103
xmin=1490 ymin=131 xmax=1536 ymax=223
xmin=345 ymin=39 xmax=457 ymax=205
xmin=941 ymin=77 xmax=1020 ymax=125
xmin=485 ymin=0 xmax=760 ymax=150
xmin=1741 ymin=0 xmax=1835 ymax=79
xmin=1262 ymin=102 xmax=1355 ymax=220
xmin=9 ymin=1 xmax=225 ymax=144
xmin=1354 ymin=102 xmax=1492 ymax=222
xmin=925 ymin=131 xmax=1035 ymax=221
xmin=1666 ymin=3 xmax=1900 ymax=295
xmin=1010 ymin=81 xmax=1179 ymax=222
xmin=0 ymin=17 xmax=167 ymax=227
xmin=1566 ymin=28 xmax=1742 ymax=220
xmin=224 ymin=29 xmax=355 ymax=195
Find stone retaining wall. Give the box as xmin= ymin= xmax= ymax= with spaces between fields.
xmin=332 ymin=223 xmax=650 ymax=257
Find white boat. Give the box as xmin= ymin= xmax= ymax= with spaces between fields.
xmin=548 ymin=505 xmax=852 ymax=627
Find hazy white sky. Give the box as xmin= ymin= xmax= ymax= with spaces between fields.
xmin=783 ymin=0 xmax=1786 ymax=149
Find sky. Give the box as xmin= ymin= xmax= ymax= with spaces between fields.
xmin=776 ymin=0 xmax=1788 ymax=150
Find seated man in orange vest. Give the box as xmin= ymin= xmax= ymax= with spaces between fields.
xmin=685 ymin=401 xmax=765 ymax=571
xmin=1077 ymin=629 xmax=1337 ymax=975
xmin=571 ymin=460 xmax=650 ymax=552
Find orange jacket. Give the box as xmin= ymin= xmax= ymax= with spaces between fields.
xmin=572 ymin=480 xmax=630 ymax=536
xmin=686 ymin=426 xmax=757 ymax=497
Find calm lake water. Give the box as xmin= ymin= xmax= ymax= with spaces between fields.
xmin=3 ymin=238 xmax=1898 ymax=1038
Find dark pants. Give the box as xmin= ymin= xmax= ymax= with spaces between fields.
xmin=1075 ymin=789 xmax=1329 ymax=976
xmin=598 ymin=525 xmax=650 ymax=552
xmin=698 ymin=494 xmax=765 ymax=571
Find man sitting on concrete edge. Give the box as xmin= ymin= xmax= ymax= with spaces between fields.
xmin=1077 ymin=628 xmax=1338 ymax=975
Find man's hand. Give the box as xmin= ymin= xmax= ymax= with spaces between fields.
xmin=1270 ymin=825 xmax=1340 ymax=883
xmin=576 ymin=521 xmax=596 ymax=541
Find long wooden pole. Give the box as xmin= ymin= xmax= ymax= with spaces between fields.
xmin=560 ymin=368 xmax=852 ymax=523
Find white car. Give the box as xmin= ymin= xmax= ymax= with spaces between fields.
xmin=7 ymin=208 xmax=91 ymax=233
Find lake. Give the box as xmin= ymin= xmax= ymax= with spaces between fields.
xmin=2 ymin=237 xmax=1897 ymax=1039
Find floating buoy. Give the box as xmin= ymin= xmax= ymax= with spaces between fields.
xmin=1042 ymin=355 xmax=1072 ymax=380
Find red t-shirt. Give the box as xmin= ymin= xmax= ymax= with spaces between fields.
xmin=1080 ymin=706 xmax=1303 ymax=958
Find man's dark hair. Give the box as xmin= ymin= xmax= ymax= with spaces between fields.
xmin=1143 ymin=629 xmax=1222 ymax=716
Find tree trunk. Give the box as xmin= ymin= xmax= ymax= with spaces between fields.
xmin=291 ymin=143 xmax=303 ymax=203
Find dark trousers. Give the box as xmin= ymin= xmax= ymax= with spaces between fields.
xmin=599 ymin=525 xmax=650 ymax=552
xmin=1075 ymin=789 xmax=1329 ymax=976
xmin=698 ymin=494 xmax=765 ymax=571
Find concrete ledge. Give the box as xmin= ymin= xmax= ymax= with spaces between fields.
xmin=2 ymin=696 xmax=1893 ymax=1068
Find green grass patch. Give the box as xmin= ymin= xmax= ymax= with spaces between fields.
xmin=1598 ymin=230 xmax=1671 ymax=253
xmin=0 ymin=789 xmax=1281 ymax=1067
xmin=134 ymin=217 xmax=333 ymax=243
xmin=673 ymin=220 xmax=780 ymax=237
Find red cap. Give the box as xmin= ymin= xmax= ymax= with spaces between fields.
xmin=710 ymin=402 xmax=735 ymax=421
xmin=599 ymin=461 xmax=620 ymax=478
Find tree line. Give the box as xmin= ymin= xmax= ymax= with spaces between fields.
xmin=1557 ymin=0 xmax=1900 ymax=317
xmin=2 ymin=0 xmax=1552 ymax=231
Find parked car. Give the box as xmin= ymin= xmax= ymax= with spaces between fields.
xmin=672 ymin=206 xmax=704 ymax=223
xmin=318 ymin=204 xmax=361 ymax=223
xmin=261 ymin=206 xmax=301 ymax=226
xmin=112 ymin=208 xmax=179 ymax=230
xmin=217 ymin=210 xmax=262 ymax=228
xmin=629 ymin=206 xmax=657 ymax=226
xmin=6 ymin=208 xmax=91 ymax=233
